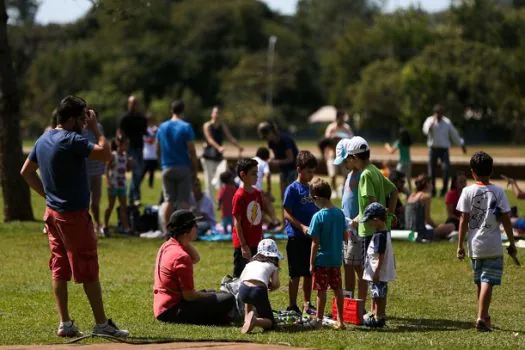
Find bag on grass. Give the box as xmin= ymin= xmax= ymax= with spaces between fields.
xmin=220 ymin=275 xmax=244 ymax=321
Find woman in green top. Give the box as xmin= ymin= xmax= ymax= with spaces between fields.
xmin=385 ymin=128 xmax=412 ymax=191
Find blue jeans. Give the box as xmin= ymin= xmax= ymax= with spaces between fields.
xmin=428 ymin=147 xmax=450 ymax=196
xmin=128 ymin=147 xmax=144 ymax=203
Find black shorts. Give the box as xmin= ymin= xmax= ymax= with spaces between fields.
xmin=360 ymin=236 xmax=373 ymax=268
xmin=238 ymin=283 xmax=274 ymax=322
xmin=233 ymin=247 xmax=258 ymax=278
xmin=445 ymin=217 xmax=460 ymax=231
xmin=286 ymin=235 xmax=312 ymax=278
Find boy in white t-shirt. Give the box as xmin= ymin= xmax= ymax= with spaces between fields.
xmin=253 ymin=147 xmax=280 ymax=229
xmin=456 ymin=151 xmax=517 ymax=332
xmin=360 ymin=202 xmax=396 ymax=329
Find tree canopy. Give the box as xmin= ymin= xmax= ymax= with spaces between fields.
xmin=7 ymin=0 xmax=525 ymax=142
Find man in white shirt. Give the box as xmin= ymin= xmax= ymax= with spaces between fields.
xmin=422 ymin=104 xmax=467 ymax=197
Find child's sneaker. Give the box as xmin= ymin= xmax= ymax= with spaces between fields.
xmin=304 ymin=318 xmax=322 ymax=330
xmin=304 ymin=302 xmax=317 ymax=316
xmin=93 ymin=319 xmax=129 ymax=337
xmin=101 ymin=227 xmax=111 ymax=237
xmin=57 ymin=320 xmax=83 ymax=337
xmin=286 ymin=304 xmax=301 ymax=314
xmin=364 ymin=315 xmax=383 ymax=328
xmin=475 ymin=319 xmax=492 ymax=332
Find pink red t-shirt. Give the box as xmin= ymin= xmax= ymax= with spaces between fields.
xmin=153 ymin=239 xmax=194 ymax=318
xmin=445 ymin=188 xmax=461 ymax=218
xmin=218 ymin=184 xmax=236 ymax=218
xmin=232 ymin=186 xmax=263 ymax=249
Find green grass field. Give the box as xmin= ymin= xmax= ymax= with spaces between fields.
xmin=1 ymin=176 xmax=524 ymax=349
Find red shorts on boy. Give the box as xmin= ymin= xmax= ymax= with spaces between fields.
xmin=44 ymin=207 xmax=99 ymax=283
xmin=313 ymin=267 xmax=342 ymax=291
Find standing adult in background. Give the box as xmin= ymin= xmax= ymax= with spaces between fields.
xmin=83 ymin=112 xmax=106 ymax=235
xmin=201 ymin=106 xmax=243 ymax=200
xmin=157 ymin=100 xmax=198 ymax=233
xmin=118 ymin=96 xmax=147 ymax=205
xmin=422 ymin=104 xmax=467 ymax=197
xmin=20 ymin=96 xmax=128 ymax=338
xmin=257 ymin=121 xmax=299 ymax=201
xmin=324 ymin=110 xmax=353 ymax=197
xmin=142 ymin=113 xmax=159 ymax=189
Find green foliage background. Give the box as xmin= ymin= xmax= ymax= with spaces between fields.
xmin=8 ymin=0 xmax=525 ymax=141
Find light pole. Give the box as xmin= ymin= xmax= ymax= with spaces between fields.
xmin=266 ymin=35 xmax=277 ymax=115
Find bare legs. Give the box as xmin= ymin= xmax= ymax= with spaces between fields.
xmin=53 ymin=279 xmax=107 ymax=325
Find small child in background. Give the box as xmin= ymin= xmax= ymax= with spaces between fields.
xmin=218 ymin=171 xmax=237 ymax=233
xmin=380 ymin=160 xmax=396 ymax=179
xmin=385 ymin=128 xmax=413 ymax=191
xmin=361 ymin=202 xmax=396 ymax=328
xmin=232 ymin=158 xmax=264 ymax=278
xmin=456 ymin=151 xmax=517 ymax=332
xmin=191 ymin=179 xmax=216 ymax=235
xmin=239 ymin=239 xmax=283 ymax=334
xmin=307 ymin=179 xmax=347 ymax=330
xmin=253 ymin=147 xmax=280 ymax=229
xmin=103 ymin=135 xmax=133 ymax=236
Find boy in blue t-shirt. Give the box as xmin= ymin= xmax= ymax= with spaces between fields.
xmin=283 ymin=150 xmax=318 ymax=314
xmin=308 ymin=179 xmax=348 ymax=329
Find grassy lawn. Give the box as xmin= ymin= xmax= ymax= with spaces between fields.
xmin=1 ymin=176 xmax=524 ymax=348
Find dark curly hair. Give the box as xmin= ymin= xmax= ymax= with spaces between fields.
xmin=470 ymin=151 xmax=493 ymax=177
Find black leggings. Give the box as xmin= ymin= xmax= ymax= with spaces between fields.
xmin=141 ymin=159 xmax=158 ymax=188
xmin=157 ymin=292 xmax=235 ymax=325
xmin=238 ymin=283 xmax=274 ymax=322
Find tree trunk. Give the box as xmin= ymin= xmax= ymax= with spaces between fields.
xmin=0 ymin=0 xmax=34 ymax=221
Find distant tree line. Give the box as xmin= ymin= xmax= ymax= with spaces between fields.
xmin=7 ymin=0 xmax=525 ymax=143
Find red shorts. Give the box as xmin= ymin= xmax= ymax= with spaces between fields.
xmin=44 ymin=207 xmax=99 ymax=283
xmin=313 ymin=267 xmax=342 ymax=291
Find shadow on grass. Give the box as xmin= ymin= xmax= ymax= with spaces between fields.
xmin=67 ymin=333 xmax=253 ymax=345
xmin=362 ymin=316 xmax=474 ymax=333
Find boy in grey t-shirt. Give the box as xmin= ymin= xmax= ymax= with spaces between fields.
xmin=456 ymin=151 xmax=517 ymax=332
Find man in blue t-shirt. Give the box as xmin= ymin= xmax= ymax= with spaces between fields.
xmin=156 ymin=100 xmax=198 ymax=232
xmin=21 ymin=95 xmax=129 ymax=338
xmin=257 ymin=121 xmax=299 ymax=200
xmin=282 ymin=151 xmax=319 ymax=314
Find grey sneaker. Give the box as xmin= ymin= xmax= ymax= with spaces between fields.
xmin=93 ymin=319 xmax=129 ymax=338
xmin=57 ymin=320 xmax=83 ymax=337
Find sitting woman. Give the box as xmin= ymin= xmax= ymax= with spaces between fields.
xmin=444 ymin=172 xmax=467 ymax=231
xmin=405 ymin=174 xmax=455 ymax=242
xmin=154 ymin=210 xmax=235 ymax=325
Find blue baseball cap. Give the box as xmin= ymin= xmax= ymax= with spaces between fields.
xmin=333 ymin=139 xmax=351 ymax=165
xmin=360 ymin=202 xmax=387 ymax=223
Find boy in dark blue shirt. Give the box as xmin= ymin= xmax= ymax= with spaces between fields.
xmin=282 ymin=150 xmax=318 ymax=314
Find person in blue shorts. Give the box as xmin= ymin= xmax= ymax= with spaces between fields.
xmin=456 ymin=152 xmax=517 ymax=332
